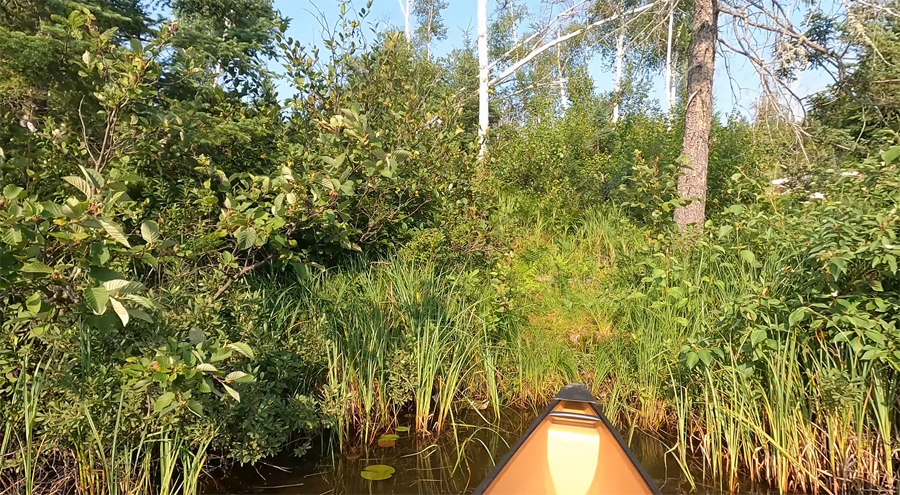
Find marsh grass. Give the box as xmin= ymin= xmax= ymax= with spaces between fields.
xmin=291 ymin=260 xmax=506 ymax=443
xmin=3 ymin=380 xmax=211 ymax=495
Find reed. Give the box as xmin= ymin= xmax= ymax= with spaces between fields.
xmin=299 ymin=259 xmax=504 ymax=443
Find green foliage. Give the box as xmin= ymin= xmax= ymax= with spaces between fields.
xmin=2 ymin=1 xmax=900 ymax=493
xmin=808 ymin=18 xmax=900 ymax=158
xmin=615 ymin=151 xmax=685 ymax=228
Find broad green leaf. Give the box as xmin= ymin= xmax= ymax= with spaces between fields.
xmin=153 ymin=392 xmax=176 ymax=413
xmin=788 ymin=308 xmax=807 ymax=327
xmin=127 ymin=308 xmax=153 ymax=323
xmin=89 ymin=266 xmax=125 ymax=282
xmin=90 ymin=243 xmax=110 ymax=266
xmin=85 ymin=287 xmax=109 ymax=315
xmin=865 ymin=330 xmax=886 ymax=345
xmin=739 ymin=250 xmax=759 ymax=266
xmin=830 ymin=257 xmax=847 ymax=276
xmin=109 ymin=297 xmax=129 ymax=326
xmin=886 ymin=255 xmax=897 ymax=274
xmin=225 ymin=371 xmax=251 ymax=383
xmin=685 ymin=351 xmax=699 ymax=369
xmin=188 ymin=327 xmax=206 ymax=344
xmin=861 ymin=348 xmax=880 ymax=360
xmin=395 ymin=426 xmax=410 ymax=433
xmin=227 ymin=342 xmax=254 ymax=359
xmin=698 ymin=349 xmax=713 ymax=366
xmin=187 ymin=400 xmax=204 ymax=417
xmin=2 ymin=228 xmax=23 ymax=245
xmin=198 ymin=378 xmax=213 ymax=393
xmin=103 ymin=279 xmax=145 ymax=296
xmin=64 ymin=176 xmax=92 ymax=198
xmin=123 ymin=294 xmax=154 ymax=309
xmin=377 ymin=434 xmax=400 ymax=442
xmin=80 ymin=166 xmax=104 ymax=188
xmin=21 ymin=261 xmax=54 ymax=274
xmin=141 ymin=252 xmax=158 ymax=268
xmin=222 ymin=383 xmax=240 ymax=402
xmin=196 ymin=363 xmax=218 ymax=372
xmin=40 ymin=202 xmax=64 ymax=218
xmin=99 ymin=218 xmax=131 ymax=247
xmin=235 ymin=227 xmax=257 ymax=250
xmin=26 ymin=292 xmax=42 ymax=314
xmin=2 ymin=185 xmax=23 ymax=200
xmin=750 ymin=329 xmax=767 ymax=346
xmin=360 ymin=465 xmax=395 ymax=481
xmin=140 ymin=220 xmax=161 ymax=245
xmin=881 ymin=146 xmax=900 ymax=164
xmin=209 ymin=347 xmax=233 ymax=363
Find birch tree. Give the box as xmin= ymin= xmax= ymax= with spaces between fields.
xmin=398 ymin=0 xmax=411 ymax=41
xmin=612 ymin=31 xmax=625 ymax=122
xmin=478 ymin=0 xmax=489 ymax=160
xmin=413 ymin=0 xmax=449 ymax=55
xmin=664 ymin=0 xmax=676 ymax=122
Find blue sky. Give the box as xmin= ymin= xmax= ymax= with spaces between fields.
xmin=271 ymin=0 xmax=834 ymax=117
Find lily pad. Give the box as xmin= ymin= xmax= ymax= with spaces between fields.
xmin=360 ymin=464 xmax=395 ymax=481
xmin=377 ymin=434 xmax=400 ymax=442
xmin=346 ymin=453 xmax=360 ymax=460
xmin=395 ymin=426 xmax=410 ymax=433
xmin=377 ymin=439 xmax=396 ymax=448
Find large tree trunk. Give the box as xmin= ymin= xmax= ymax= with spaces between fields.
xmin=612 ymin=32 xmax=625 ymax=124
xmin=477 ymin=0 xmax=489 ymax=161
xmin=674 ymin=0 xmax=717 ymax=231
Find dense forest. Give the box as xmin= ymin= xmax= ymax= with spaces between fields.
xmin=1 ymin=0 xmax=899 ymax=493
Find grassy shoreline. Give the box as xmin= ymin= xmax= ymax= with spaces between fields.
xmin=3 ymin=205 xmax=898 ymax=494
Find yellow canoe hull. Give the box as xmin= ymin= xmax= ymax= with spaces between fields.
xmin=475 ymin=385 xmax=661 ymax=495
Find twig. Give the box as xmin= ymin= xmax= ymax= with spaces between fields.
xmin=213 ymin=252 xmax=275 ymax=300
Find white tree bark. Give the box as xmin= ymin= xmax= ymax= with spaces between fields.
xmin=612 ymin=32 xmax=625 ymax=124
xmin=478 ymin=0 xmax=489 ymax=161
xmin=399 ymin=0 xmax=411 ymax=42
xmin=557 ymin=27 xmax=568 ymax=110
xmin=665 ymin=0 xmax=675 ymax=127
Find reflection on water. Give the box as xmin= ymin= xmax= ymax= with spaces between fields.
xmin=202 ymin=407 xmax=770 ymax=495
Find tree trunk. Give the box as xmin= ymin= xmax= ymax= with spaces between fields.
xmin=674 ymin=0 xmax=717 ymax=231
xmin=557 ymin=27 xmax=568 ymax=110
xmin=664 ymin=2 xmax=675 ymax=127
xmin=399 ymin=0 xmax=411 ymax=42
xmin=477 ymin=0 xmax=489 ymax=161
xmin=612 ymin=32 xmax=625 ymax=124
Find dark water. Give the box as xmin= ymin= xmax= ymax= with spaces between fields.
xmin=202 ymin=407 xmax=767 ymax=495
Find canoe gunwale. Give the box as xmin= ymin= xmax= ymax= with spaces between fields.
xmin=472 ymin=384 xmax=663 ymax=495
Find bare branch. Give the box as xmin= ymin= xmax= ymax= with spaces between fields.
xmin=490 ymin=2 xmax=659 ymax=87
xmin=213 ymin=252 xmax=276 ymax=300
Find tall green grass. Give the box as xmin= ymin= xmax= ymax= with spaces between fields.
xmin=295 ymin=260 xmax=506 ymax=443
